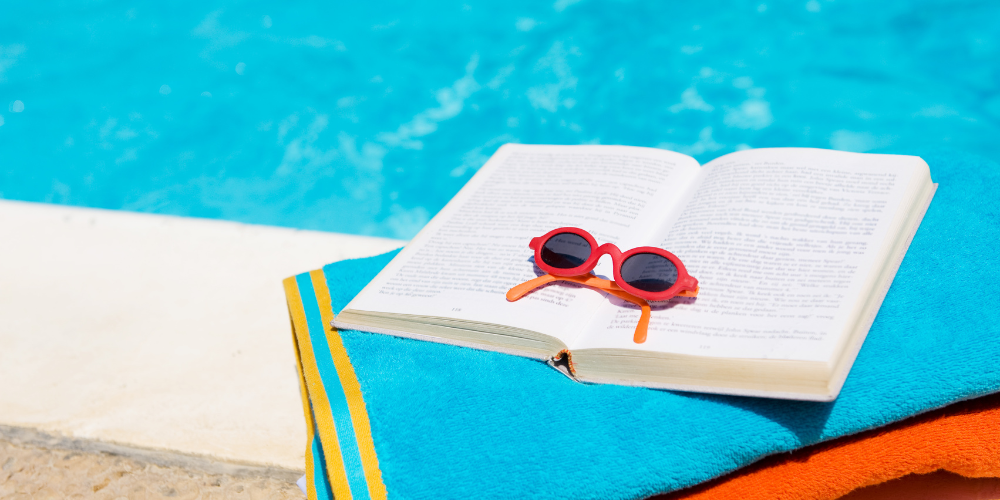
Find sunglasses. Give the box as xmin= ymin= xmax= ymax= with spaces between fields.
xmin=506 ymin=227 xmax=699 ymax=344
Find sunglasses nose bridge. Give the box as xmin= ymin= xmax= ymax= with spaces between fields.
xmin=595 ymin=243 xmax=623 ymax=263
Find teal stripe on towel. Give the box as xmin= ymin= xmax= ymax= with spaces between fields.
xmin=296 ymin=273 xmax=372 ymax=500
xmin=311 ymin=428 xmax=334 ymax=500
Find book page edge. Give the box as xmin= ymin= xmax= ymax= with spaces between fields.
xmin=572 ymin=373 xmax=837 ymax=401
xmin=330 ymin=319 xmax=555 ymax=362
xmin=824 ymin=182 xmax=938 ymax=399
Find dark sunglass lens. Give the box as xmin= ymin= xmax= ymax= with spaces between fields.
xmin=540 ymin=233 xmax=592 ymax=269
xmin=620 ymin=253 xmax=678 ymax=293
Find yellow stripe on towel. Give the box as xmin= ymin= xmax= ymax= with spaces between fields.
xmin=286 ymin=296 xmax=320 ymax=500
xmin=284 ymin=276 xmax=352 ymax=500
xmin=310 ymin=269 xmax=388 ymax=500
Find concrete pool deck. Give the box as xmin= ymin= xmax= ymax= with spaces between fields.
xmin=0 ymin=200 xmax=404 ymax=475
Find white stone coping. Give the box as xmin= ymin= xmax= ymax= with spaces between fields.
xmin=0 ymin=200 xmax=405 ymax=472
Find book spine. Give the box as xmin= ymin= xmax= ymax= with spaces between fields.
xmin=549 ymin=349 xmax=578 ymax=376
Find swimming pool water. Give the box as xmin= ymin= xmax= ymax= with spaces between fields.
xmin=1 ymin=1 xmax=998 ymax=239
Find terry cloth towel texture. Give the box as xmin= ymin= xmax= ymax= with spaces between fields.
xmin=283 ymin=151 xmax=1000 ymax=500
xmin=657 ymin=391 xmax=1000 ymax=500
xmin=841 ymin=472 xmax=1000 ymax=500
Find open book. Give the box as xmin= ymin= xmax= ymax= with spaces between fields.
xmin=334 ymin=145 xmax=936 ymax=401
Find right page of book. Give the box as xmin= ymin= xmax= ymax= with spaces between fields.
xmin=573 ymin=148 xmax=930 ymax=362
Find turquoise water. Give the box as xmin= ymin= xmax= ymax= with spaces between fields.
xmin=1 ymin=1 xmax=998 ymax=239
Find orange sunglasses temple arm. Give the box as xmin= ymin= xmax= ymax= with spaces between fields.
xmin=506 ymin=274 xmax=652 ymax=344
xmin=505 ymin=274 xmax=559 ymax=301
xmin=594 ymin=285 xmax=651 ymax=344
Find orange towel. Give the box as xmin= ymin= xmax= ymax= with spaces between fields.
xmin=656 ymin=392 xmax=1000 ymax=500
xmin=841 ymin=470 xmax=1000 ymax=500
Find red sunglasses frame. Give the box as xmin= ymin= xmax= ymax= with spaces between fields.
xmin=529 ymin=227 xmax=698 ymax=301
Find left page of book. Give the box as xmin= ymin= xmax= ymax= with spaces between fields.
xmin=339 ymin=144 xmax=701 ymax=347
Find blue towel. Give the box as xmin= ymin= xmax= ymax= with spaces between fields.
xmin=284 ymin=151 xmax=1000 ymax=500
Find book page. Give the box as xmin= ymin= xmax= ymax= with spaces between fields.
xmin=342 ymin=144 xmax=701 ymax=345
xmin=574 ymin=148 xmax=929 ymax=361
